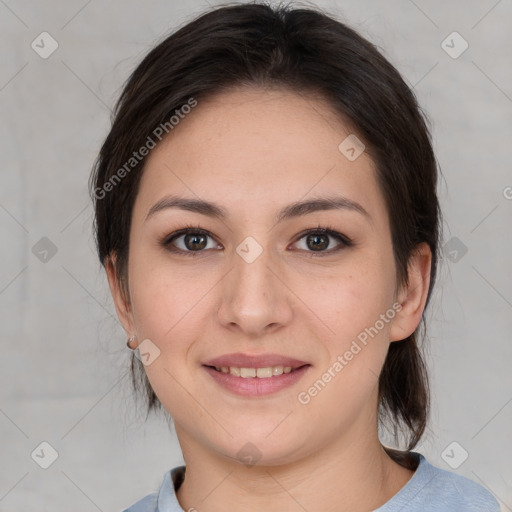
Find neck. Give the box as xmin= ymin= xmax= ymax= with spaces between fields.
xmin=174 ymin=416 xmax=415 ymax=512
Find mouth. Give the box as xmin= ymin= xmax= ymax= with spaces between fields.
xmin=203 ymin=363 xmax=310 ymax=378
xmin=202 ymin=363 xmax=312 ymax=397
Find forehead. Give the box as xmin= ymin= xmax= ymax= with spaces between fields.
xmin=134 ymin=87 xmax=387 ymax=226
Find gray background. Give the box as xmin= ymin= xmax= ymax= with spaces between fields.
xmin=1 ymin=0 xmax=511 ymax=510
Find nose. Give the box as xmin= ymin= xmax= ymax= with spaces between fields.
xmin=217 ymin=242 xmax=294 ymax=337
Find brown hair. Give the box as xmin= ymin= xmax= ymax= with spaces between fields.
xmin=89 ymin=2 xmax=441 ymax=468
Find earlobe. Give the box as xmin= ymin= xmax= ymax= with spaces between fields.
xmin=389 ymin=242 xmax=432 ymax=342
xmin=105 ymin=253 xmax=135 ymax=336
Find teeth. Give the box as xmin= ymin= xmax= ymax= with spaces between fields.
xmin=257 ymin=367 xmax=272 ymax=378
xmin=213 ymin=365 xmax=297 ymax=378
xmin=240 ymin=367 xmax=256 ymax=378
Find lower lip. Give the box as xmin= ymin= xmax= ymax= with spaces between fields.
xmin=203 ymin=365 xmax=311 ymax=397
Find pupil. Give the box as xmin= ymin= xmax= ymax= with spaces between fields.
xmin=308 ymin=234 xmax=328 ymax=251
xmin=185 ymin=233 xmax=206 ymax=250
xmin=183 ymin=232 xmax=329 ymax=252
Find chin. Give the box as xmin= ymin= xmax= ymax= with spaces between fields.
xmin=219 ymin=433 xmax=306 ymax=468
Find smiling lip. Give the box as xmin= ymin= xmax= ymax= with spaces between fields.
xmin=203 ymin=364 xmax=311 ymax=396
xmin=202 ymin=352 xmax=311 ymax=397
xmin=203 ymin=353 xmax=309 ymax=369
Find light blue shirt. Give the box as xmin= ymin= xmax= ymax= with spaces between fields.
xmin=122 ymin=452 xmax=501 ymax=511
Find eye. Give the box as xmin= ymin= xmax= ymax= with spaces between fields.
xmin=161 ymin=225 xmax=352 ymax=258
xmin=292 ymin=227 xmax=352 ymax=256
xmin=162 ymin=227 xmax=220 ymax=256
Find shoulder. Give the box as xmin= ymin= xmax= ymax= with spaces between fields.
xmin=422 ymin=461 xmax=500 ymax=511
xmin=121 ymin=491 xmax=158 ymax=512
xmin=378 ymin=452 xmax=501 ymax=512
xmin=121 ymin=467 xmax=185 ymax=512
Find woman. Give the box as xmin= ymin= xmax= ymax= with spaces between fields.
xmin=89 ymin=3 xmax=501 ymax=511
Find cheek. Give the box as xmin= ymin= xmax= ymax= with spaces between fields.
xmin=300 ymin=256 xmax=396 ymax=405
xmin=302 ymin=258 xmax=395 ymax=341
xmin=127 ymin=264 xmax=205 ymax=411
xmin=295 ymin=272 xmax=396 ymax=424
xmin=127 ymin=255 xmax=201 ymax=350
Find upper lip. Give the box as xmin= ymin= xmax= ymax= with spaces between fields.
xmin=203 ymin=353 xmax=310 ymax=369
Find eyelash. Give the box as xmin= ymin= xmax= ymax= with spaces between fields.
xmin=160 ymin=223 xmax=353 ymax=258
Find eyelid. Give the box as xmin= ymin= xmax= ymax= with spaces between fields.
xmin=162 ymin=226 xmax=220 ymax=256
xmin=292 ymin=227 xmax=351 ymax=245
xmin=290 ymin=227 xmax=352 ymax=255
xmin=161 ymin=225 xmax=352 ymax=257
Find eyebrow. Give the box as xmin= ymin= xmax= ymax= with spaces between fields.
xmin=145 ymin=194 xmax=372 ymax=224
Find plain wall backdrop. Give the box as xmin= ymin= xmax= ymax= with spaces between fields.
xmin=0 ymin=0 xmax=511 ymax=510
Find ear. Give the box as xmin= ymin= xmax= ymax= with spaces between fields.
xmin=105 ymin=253 xmax=136 ymax=337
xmin=389 ymin=242 xmax=432 ymax=342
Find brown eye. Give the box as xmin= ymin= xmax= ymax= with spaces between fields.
xmin=305 ymin=233 xmax=330 ymax=251
xmin=182 ymin=232 xmax=208 ymax=251
xmin=162 ymin=226 xmax=351 ymax=258
xmin=164 ymin=228 xmax=219 ymax=256
xmin=293 ymin=228 xmax=351 ymax=255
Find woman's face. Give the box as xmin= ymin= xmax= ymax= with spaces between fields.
xmin=109 ymin=87 xmax=427 ymax=466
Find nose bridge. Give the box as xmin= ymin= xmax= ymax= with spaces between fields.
xmin=234 ymin=238 xmax=273 ymax=296
xmin=217 ymin=236 xmax=292 ymax=334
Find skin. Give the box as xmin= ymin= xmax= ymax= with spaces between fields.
xmin=107 ymin=87 xmax=432 ymax=512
